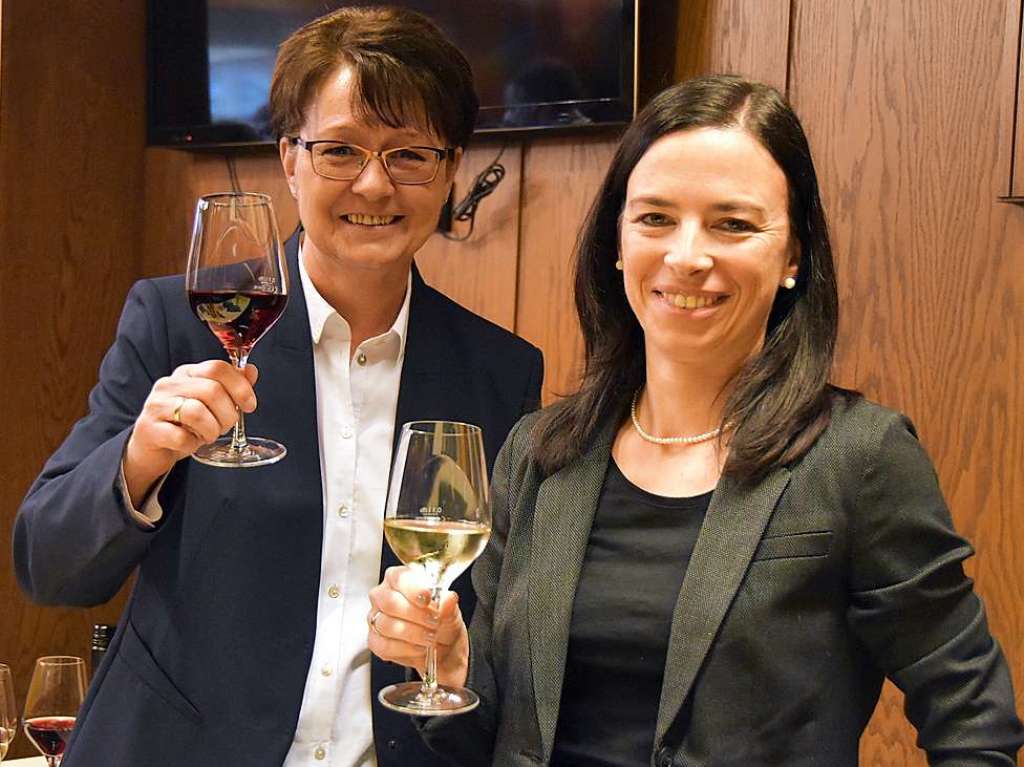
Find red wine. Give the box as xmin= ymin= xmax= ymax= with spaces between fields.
xmin=188 ymin=290 xmax=286 ymax=358
xmin=24 ymin=715 xmax=76 ymax=757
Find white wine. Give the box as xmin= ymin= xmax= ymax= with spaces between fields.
xmin=0 ymin=727 xmax=10 ymax=759
xmin=384 ymin=518 xmax=490 ymax=586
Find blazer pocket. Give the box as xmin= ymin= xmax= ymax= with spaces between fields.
xmin=752 ymin=530 xmax=833 ymax=561
xmin=117 ymin=619 xmax=202 ymax=723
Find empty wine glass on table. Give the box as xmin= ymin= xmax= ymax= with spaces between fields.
xmin=1 ymin=663 xmax=16 ymax=762
xmin=186 ymin=192 xmax=289 ymax=467
xmin=379 ymin=421 xmax=491 ymax=716
xmin=22 ymin=656 xmax=86 ymax=766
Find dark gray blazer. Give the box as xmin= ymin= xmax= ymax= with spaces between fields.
xmin=422 ymin=395 xmax=1023 ymax=767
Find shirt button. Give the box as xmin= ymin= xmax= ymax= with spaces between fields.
xmin=356 ymin=352 xmax=367 ymax=366
xmin=321 ymin=664 xmax=333 ymax=677
xmin=314 ymin=746 xmax=326 ymax=760
xmin=337 ymin=504 xmax=350 ymax=518
xmin=328 ymin=584 xmax=340 ymax=599
xmin=341 ymin=425 xmax=354 ymax=439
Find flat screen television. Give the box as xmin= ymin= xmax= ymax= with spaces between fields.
xmin=147 ymin=0 xmax=637 ymax=148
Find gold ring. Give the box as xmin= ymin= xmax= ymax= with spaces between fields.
xmin=369 ymin=610 xmax=382 ymax=633
xmin=172 ymin=396 xmax=187 ymax=425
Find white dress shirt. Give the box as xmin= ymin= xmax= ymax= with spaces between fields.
xmin=120 ymin=247 xmax=411 ymax=767
xmin=282 ymin=251 xmax=409 ymax=767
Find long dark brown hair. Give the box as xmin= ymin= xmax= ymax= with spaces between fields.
xmin=531 ymin=75 xmax=841 ymax=481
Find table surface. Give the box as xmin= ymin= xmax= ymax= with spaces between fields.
xmin=5 ymin=757 xmax=47 ymax=765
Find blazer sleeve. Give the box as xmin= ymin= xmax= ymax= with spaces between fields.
xmin=417 ymin=413 xmax=534 ymax=765
xmin=13 ymin=279 xmax=175 ymax=607
xmin=846 ymin=413 xmax=1024 ymax=765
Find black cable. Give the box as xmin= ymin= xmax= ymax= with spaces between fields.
xmin=225 ymin=154 xmax=242 ymax=193
xmin=442 ymin=144 xmax=507 ymax=242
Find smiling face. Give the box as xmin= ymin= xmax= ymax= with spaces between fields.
xmin=619 ymin=126 xmax=799 ymax=370
xmin=279 ymin=65 xmax=459 ymax=280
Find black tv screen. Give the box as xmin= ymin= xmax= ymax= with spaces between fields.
xmin=147 ymin=0 xmax=637 ymax=147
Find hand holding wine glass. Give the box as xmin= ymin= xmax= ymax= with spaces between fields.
xmin=375 ymin=421 xmax=491 ymax=716
xmin=22 ymin=657 xmax=86 ymax=766
xmin=122 ymin=360 xmax=261 ymax=503
xmin=0 ymin=663 xmax=16 ymax=762
xmin=185 ymin=192 xmax=288 ymax=468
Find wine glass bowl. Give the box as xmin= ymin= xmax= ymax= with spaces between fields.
xmin=186 ymin=192 xmax=288 ymax=468
xmin=379 ymin=421 xmax=491 ymax=716
xmin=22 ymin=656 xmax=87 ymax=766
xmin=1 ymin=663 xmax=16 ymax=762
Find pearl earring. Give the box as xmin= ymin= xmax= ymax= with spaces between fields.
xmin=783 ymin=276 xmax=796 ymax=289
xmin=615 ymin=259 xmax=623 ymax=271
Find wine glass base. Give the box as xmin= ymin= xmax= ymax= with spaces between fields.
xmin=377 ymin=682 xmax=480 ymax=716
xmin=191 ymin=437 xmax=287 ymax=468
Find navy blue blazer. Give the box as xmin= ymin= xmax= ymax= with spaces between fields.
xmin=13 ymin=233 xmax=543 ymax=767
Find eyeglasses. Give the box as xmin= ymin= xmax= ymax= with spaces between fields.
xmin=289 ymin=138 xmax=455 ymax=185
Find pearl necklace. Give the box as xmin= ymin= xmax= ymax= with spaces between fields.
xmin=630 ymin=389 xmax=722 ymax=445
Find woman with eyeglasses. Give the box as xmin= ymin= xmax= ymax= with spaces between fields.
xmin=13 ymin=7 xmax=542 ymax=767
xmin=368 ymin=75 xmax=1023 ymax=766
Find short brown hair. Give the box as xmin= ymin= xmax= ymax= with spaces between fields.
xmin=270 ymin=6 xmax=478 ymax=148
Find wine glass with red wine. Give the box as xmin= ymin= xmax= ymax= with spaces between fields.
xmin=186 ymin=192 xmax=289 ymax=468
xmin=22 ymin=656 xmax=86 ymax=766
xmin=1 ymin=663 xmax=16 ymax=762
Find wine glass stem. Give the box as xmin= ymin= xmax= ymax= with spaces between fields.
xmin=422 ymin=585 xmax=443 ymax=693
xmin=228 ymin=352 xmax=250 ymax=451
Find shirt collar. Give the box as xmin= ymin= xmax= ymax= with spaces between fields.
xmin=298 ymin=241 xmax=411 ymax=360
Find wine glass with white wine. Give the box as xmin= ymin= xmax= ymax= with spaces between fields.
xmin=379 ymin=421 xmax=491 ymax=716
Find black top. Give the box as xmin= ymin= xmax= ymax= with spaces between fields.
xmin=550 ymin=460 xmax=712 ymax=767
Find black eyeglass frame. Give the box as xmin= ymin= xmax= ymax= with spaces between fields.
xmin=289 ymin=137 xmax=456 ymax=185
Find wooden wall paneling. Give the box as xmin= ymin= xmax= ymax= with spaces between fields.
xmin=415 ymin=141 xmax=522 ymax=331
xmin=0 ymin=0 xmax=146 ymax=758
xmin=142 ymin=148 xmax=299 ymax=279
xmin=789 ymin=1 xmax=1024 ymax=764
xmin=1013 ymin=0 xmax=1024 ymax=196
xmin=674 ymin=0 xmax=791 ymax=91
xmin=142 ymin=149 xmax=199 ymax=278
xmin=0 ymin=0 xmax=4 ymax=120
xmin=516 ymin=136 xmax=618 ymax=404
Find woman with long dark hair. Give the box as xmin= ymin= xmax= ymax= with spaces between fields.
xmin=367 ymin=75 xmax=1023 ymax=766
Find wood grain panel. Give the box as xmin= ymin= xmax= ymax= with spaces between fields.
xmin=416 ymin=141 xmax=522 ymax=331
xmin=0 ymin=0 xmax=145 ymax=758
xmin=516 ymin=136 xmax=618 ymax=403
xmin=790 ymin=1 xmax=1024 ymax=763
xmin=1014 ymin=2 xmax=1024 ymax=196
xmin=0 ymin=0 xmax=4 ymax=123
xmin=675 ymin=0 xmax=791 ymax=91
xmin=142 ymin=148 xmax=299 ymax=278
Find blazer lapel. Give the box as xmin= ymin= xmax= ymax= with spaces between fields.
xmin=379 ymin=267 xmax=461 ymax=576
xmin=392 ymin=266 xmax=450 ymax=454
xmin=528 ymin=423 xmax=616 ymax=760
xmin=654 ymin=466 xmax=791 ymax=743
xmin=251 ymin=228 xmax=323 ymax=519
xmin=264 ymin=230 xmax=313 ymax=354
